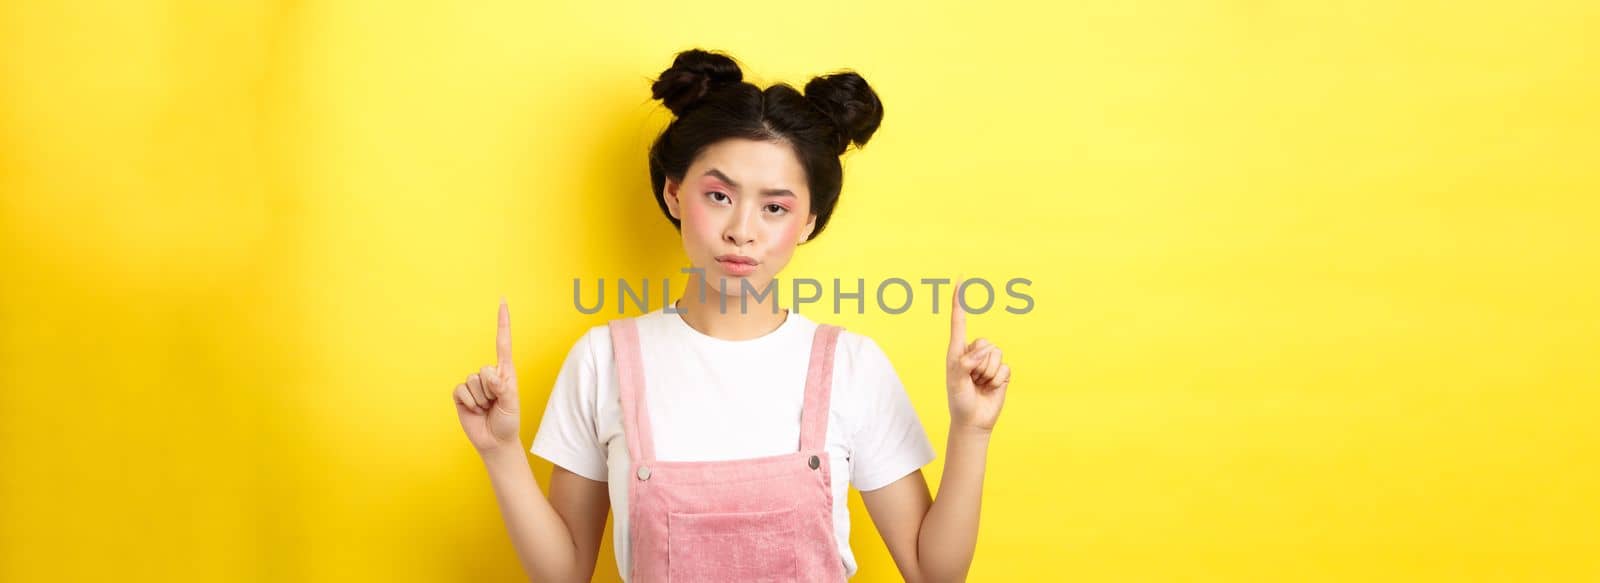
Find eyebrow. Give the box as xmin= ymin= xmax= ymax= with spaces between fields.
xmin=703 ymin=168 xmax=795 ymax=198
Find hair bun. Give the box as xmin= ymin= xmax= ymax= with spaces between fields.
xmin=651 ymin=49 xmax=744 ymax=116
xmin=803 ymin=72 xmax=884 ymax=155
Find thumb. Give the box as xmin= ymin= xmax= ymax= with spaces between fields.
xmin=957 ymin=344 xmax=987 ymax=374
xmin=492 ymin=391 xmax=520 ymax=416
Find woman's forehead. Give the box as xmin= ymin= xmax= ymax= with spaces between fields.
xmin=690 ymin=139 xmax=808 ymax=196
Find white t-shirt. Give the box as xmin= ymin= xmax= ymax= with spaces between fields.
xmin=530 ymin=306 xmax=936 ymax=580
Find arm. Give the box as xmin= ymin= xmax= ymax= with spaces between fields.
xmin=862 ymin=281 xmax=1011 ymax=582
xmin=861 ymin=428 xmax=991 ymax=583
xmin=453 ymin=301 xmax=611 ymax=582
xmin=479 ymin=446 xmax=610 ymax=583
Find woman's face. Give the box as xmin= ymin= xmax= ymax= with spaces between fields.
xmin=664 ymin=138 xmax=816 ymax=301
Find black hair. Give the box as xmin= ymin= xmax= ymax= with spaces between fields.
xmin=647 ymin=48 xmax=883 ymax=242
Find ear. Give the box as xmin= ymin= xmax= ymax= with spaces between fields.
xmin=800 ymin=213 xmax=817 ymax=244
xmin=664 ymin=177 xmax=683 ymax=220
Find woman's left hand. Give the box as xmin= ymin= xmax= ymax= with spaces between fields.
xmin=945 ymin=279 xmax=1011 ymax=433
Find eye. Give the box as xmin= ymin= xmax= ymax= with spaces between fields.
xmin=765 ymin=203 xmax=789 ymax=215
xmin=706 ymin=191 xmax=731 ymax=205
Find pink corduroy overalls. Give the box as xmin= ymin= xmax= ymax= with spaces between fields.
xmin=608 ymin=318 xmax=850 ymax=583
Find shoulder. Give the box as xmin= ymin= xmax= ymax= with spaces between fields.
xmin=792 ymin=312 xmax=879 ymax=360
xmin=820 ymin=326 xmax=926 ymax=457
xmin=564 ymin=312 xmax=671 ymax=370
xmin=819 ymin=325 xmax=902 ymax=421
xmin=829 ymin=326 xmax=894 ymax=374
xmin=560 ymin=322 xmax=619 ymax=372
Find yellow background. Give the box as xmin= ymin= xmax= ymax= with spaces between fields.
xmin=3 ymin=1 xmax=1597 ymax=581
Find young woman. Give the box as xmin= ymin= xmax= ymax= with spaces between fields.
xmin=451 ymin=49 xmax=1012 ymax=582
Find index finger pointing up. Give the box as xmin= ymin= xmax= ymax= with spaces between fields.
xmin=949 ymin=276 xmax=967 ymax=360
xmin=497 ymin=297 xmax=515 ymax=372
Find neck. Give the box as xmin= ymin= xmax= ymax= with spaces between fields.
xmin=674 ymin=275 xmax=788 ymax=340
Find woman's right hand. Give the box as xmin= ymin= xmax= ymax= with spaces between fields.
xmin=453 ymin=299 xmax=523 ymax=455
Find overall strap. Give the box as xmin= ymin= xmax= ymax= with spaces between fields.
xmin=608 ymin=319 xmax=655 ymax=462
xmin=799 ymin=324 xmax=843 ymax=452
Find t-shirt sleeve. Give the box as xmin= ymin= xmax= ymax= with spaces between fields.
xmin=847 ymin=335 xmax=937 ymax=492
xmin=529 ymin=328 xmax=609 ymax=482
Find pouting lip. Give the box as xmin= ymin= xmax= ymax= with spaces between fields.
xmin=715 ymin=254 xmax=759 ymax=265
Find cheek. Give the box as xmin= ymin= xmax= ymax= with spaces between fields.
xmin=680 ymin=193 xmax=705 ymax=223
xmin=680 ymin=199 xmax=718 ymax=244
xmin=758 ymin=218 xmax=804 ymax=271
xmin=774 ymin=215 xmax=804 ymax=244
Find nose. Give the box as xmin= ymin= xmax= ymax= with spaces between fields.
xmin=723 ymin=207 xmax=755 ymax=246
